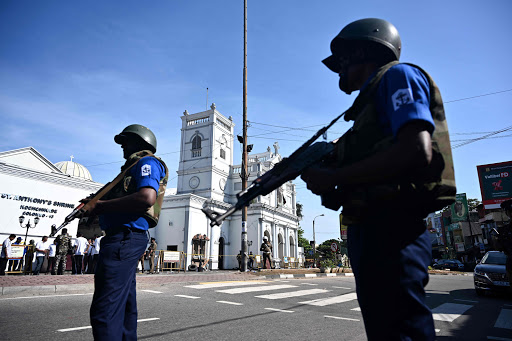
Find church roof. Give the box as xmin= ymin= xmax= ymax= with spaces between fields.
xmin=54 ymin=159 xmax=93 ymax=181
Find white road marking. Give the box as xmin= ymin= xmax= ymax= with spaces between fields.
xmin=431 ymin=303 xmax=473 ymax=322
xmin=304 ymin=274 xmax=317 ymax=278
xmin=280 ymin=274 xmax=294 ymax=279
xmin=332 ymin=286 xmax=351 ymax=289
xmin=141 ymin=290 xmax=163 ymax=294
xmin=58 ymin=326 xmax=92 ymax=332
xmin=256 ymin=289 xmax=329 ymax=300
xmin=426 ymin=290 xmax=450 ymax=295
xmin=454 ymin=299 xmax=478 ymax=304
xmin=351 ymin=307 xmax=361 ymax=311
xmin=217 ymin=284 xmax=297 ymax=294
xmin=57 ymin=318 xmax=159 ymax=332
xmin=326 ymin=273 xmax=336 ymax=277
xmin=216 ymin=300 xmax=243 ymax=305
xmin=265 ymin=308 xmax=294 ymax=313
xmin=174 ymin=294 xmax=200 ymax=299
xmin=324 ymin=315 xmax=360 ymax=322
xmin=300 ymin=283 xmax=318 ymax=286
xmin=494 ymin=309 xmax=512 ymax=329
xmin=299 ymin=292 xmax=358 ymax=307
xmin=1 ymin=293 xmax=93 ymax=300
xmin=185 ymin=281 xmax=267 ymax=289
xmin=487 ymin=337 xmax=512 ymax=341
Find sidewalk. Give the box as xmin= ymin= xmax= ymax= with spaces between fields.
xmin=0 ymin=269 xmax=357 ymax=297
xmin=0 ymin=268 xmax=469 ymax=297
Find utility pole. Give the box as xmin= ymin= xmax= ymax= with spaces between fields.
xmin=313 ymin=214 xmax=324 ymax=267
xmin=240 ymin=0 xmax=248 ymax=272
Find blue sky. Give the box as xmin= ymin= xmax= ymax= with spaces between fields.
xmin=1 ymin=1 xmax=511 ymax=243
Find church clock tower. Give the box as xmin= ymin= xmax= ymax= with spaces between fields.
xmin=176 ymin=103 xmax=234 ymax=203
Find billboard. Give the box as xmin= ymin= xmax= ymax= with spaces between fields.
xmin=451 ymin=193 xmax=469 ymax=223
xmin=477 ymin=161 xmax=512 ymax=208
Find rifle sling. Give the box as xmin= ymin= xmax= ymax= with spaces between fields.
xmin=80 ymin=155 xmax=153 ymax=214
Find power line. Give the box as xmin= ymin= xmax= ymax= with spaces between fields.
xmin=444 ymin=89 xmax=512 ymax=104
xmin=452 ymin=125 xmax=512 ymax=149
xmin=451 ymin=134 xmax=512 ymax=142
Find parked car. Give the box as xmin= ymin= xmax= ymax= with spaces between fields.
xmin=474 ymin=251 xmax=510 ymax=296
xmin=432 ymin=259 xmax=464 ymax=271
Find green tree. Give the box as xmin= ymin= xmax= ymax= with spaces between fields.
xmin=317 ymin=239 xmax=339 ymax=261
xmin=298 ymin=226 xmax=312 ymax=254
xmin=467 ymin=198 xmax=481 ymax=211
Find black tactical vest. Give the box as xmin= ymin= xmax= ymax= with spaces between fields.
xmin=337 ymin=61 xmax=456 ymax=224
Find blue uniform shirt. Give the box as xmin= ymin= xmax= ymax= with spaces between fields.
xmin=99 ymin=157 xmax=166 ymax=231
xmin=364 ymin=64 xmax=435 ymax=137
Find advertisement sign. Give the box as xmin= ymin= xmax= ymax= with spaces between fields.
xmin=8 ymin=245 xmax=24 ymax=259
xmin=455 ymin=243 xmax=465 ymax=252
xmin=451 ymin=193 xmax=469 ymax=223
xmin=477 ymin=161 xmax=512 ymax=208
xmin=339 ymin=214 xmax=347 ymax=240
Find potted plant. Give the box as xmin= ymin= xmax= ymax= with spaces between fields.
xmin=320 ymin=259 xmax=336 ymax=273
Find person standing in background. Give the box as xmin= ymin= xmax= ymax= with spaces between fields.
xmin=53 ymin=228 xmax=72 ymax=275
xmin=147 ymin=237 xmax=158 ymax=274
xmin=47 ymin=240 xmax=57 ymax=275
xmin=73 ymin=232 xmax=88 ymax=275
xmin=1 ymin=234 xmax=16 ymax=276
xmin=33 ymin=236 xmax=50 ymax=275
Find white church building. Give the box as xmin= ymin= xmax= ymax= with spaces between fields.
xmin=0 ymin=104 xmax=300 ymax=271
xmin=155 ymin=104 xmax=300 ymax=270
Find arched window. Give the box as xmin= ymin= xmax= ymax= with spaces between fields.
xmin=192 ymin=135 xmax=202 ymax=157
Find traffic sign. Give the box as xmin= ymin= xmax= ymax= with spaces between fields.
xmin=331 ymin=242 xmax=338 ymax=252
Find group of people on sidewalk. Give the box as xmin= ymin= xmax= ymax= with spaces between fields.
xmin=0 ymin=230 xmax=104 ymax=275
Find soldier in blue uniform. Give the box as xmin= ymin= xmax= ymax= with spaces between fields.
xmin=302 ymin=18 xmax=456 ymax=340
xmin=84 ymin=124 xmax=168 ymax=341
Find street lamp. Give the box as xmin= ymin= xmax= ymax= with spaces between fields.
xmin=313 ymin=214 xmax=324 ymax=266
xmin=19 ymin=215 xmax=40 ymax=245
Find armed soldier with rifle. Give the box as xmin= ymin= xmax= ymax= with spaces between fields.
xmin=52 ymin=124 xmax=168 ymax=340
xmin=300 ymin=18 xmax=456 ymax=340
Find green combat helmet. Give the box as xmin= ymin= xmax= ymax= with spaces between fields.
xmin=115 ymin=124 xmax=157 ymax=153
xmin=322 ymin=18 xmax=402 ymax=73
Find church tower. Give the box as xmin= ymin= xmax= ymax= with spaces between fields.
xmin=176 ymin=103 xmax=234 ymax=202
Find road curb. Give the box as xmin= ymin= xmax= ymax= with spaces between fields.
xmin=2 ymin=285 xmax=57 ymax=296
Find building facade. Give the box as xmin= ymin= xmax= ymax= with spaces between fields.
xmin=0 ymin=104 xmax=300 ymax=271
xmin=0 ymin=147 xmax=102 ymax=244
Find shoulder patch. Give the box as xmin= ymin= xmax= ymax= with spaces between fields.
xmin=391 ymin=88 xmax=414 ymax=111
xmin=141 ymin=164 xmax=151 ymax=177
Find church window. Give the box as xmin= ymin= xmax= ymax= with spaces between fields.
xmin=220 ymin=149 xmax=226 ymax=159
xmin=192 ymin=135 xmax=202 ymax=157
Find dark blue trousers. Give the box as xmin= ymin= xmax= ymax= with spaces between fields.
xmin=90 ymin=228 xmax=148 ymax=341
xmin=348 ymin=218 xmax=435 ymax=341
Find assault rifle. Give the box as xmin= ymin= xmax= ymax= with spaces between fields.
xmin=202 ymin=111 xmax=347 ymax=227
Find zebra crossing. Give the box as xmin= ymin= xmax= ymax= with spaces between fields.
xmin=181 ymin=279 xmax=512 ymax=333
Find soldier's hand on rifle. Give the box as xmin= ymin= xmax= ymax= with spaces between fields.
xmin=301 ymin=165 xmax=338 ymax=195
xmin=78 ymin=198 xmax=102 ymax=217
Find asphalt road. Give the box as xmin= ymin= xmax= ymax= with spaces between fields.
xmin=1 ymin=275 xmax=511 ymax=340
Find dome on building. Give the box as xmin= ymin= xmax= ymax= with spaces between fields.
xmin=54 ymin=157 xmax=93 ymax=181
